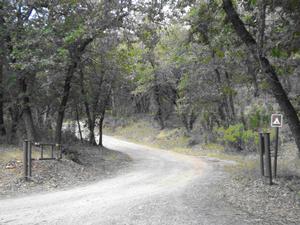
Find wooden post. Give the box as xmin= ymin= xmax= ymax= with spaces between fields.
xmin=259 ymin=133 xmax=265 ymax=176
xmin=23 ymin=140 xmax=28 ymax=180
xmin=264 ymin=133 xmax=272 ymax=185
xmin=28 ymin=141 xmax=32 ymax=177
xmin=274 ymin=127 xmax=279 ymax=178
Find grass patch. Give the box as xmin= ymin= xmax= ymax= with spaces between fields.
xmin=0 ymin=149 xmax=23 ymax=163
xmin=0 ymin=146 xmax=53 ymax=163
xmin=202 ymin=143 xmax=224 ymax=151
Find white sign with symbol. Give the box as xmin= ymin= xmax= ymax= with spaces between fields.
xmin=271 ymin=114 xmax=283 ymax=128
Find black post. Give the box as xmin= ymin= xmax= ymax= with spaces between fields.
xmin=274 ymin=127 xmax=279 ymax=178
xmin=59 ymin=145 xmax=62 ymax=159
xmin=259 ymin=133 xmax=265 ymax=176
xmin=51 ymin=145 xmax=54 ymax=159
xmin=23 ymin=140 xmax=28 ymax=180
xmin=264 ymin=133 xmax=272 ymax=185
xmin=41 ymin=145 xmax=44 ymax=160
xmin=27 ymin=141 xmax=32 ymax=177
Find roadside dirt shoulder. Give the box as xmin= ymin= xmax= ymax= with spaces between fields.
xmin=218 ymin=171 xmax=300 ymax=225
xmin=0 ymin=145 xmax=132 ymax=199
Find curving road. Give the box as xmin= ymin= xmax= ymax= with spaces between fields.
xmin=0 ymin=136 xmax=257 ymax=225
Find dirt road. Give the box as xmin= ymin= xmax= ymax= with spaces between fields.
xmin=0 ymin=136 xmax=259 ymax=225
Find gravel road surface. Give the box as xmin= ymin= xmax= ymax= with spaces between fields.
xmin=0 ymin=135 xmax=261 ymax=225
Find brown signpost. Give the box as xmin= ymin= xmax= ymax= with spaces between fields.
xmin=271 ymin=114 xmax=282 ymax=179
xmin=258 ymin=114 xmax=283 ymax=185
xmin=264 ymin=133 xmax=272 ymax=185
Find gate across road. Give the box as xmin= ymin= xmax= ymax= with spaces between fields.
xmin=23 ymin=140 xmax=63 ymax=180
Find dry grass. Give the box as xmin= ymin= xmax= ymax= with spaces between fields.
xmin=0 ymin=145 xmax=25 ymax=164
xmin=104 ymin=120 xmax=254 ymax=166
xmin=0 ymin=145 xmax=53 ymax=164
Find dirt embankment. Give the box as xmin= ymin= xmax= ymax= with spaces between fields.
xmin=0 ymin=145 xmax=132 ymax=199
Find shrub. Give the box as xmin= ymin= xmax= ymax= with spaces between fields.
xmin=215 ymin=123 xmax=258 ymax=152
xmin=246 ymin=104 xmax=271 ymax=130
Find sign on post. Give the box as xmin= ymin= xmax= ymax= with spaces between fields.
xmin=271 ymin=114 xmax=283 ymax=128
xmin=271 ymin=113 xmax=283 ymax=179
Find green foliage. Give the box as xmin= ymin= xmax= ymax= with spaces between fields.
xmin=178 ymin=73 xmax=189 ymax=93
xmin=57 ymin=47 xmax=69 ymax=58
xmin=247 ymin=105 xmax=270 ymax=129
xmin=63 ymin=25 xmax=85 ymax=45
xmin=216 ymin=124 xmax=258 ymax=152
xmin=215 ymin=48 xmax=225 ymax=58
xmin=271 ymin=47 xmax=289 ymax=58
xmin=249 ymin=0 xmax=257 ymax=6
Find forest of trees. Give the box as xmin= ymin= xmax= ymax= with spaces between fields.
xmin=1 ymin=0 xmax=300 ymax=154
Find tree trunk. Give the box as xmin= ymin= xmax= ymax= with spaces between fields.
xmin=257 ymin=0 xmax=266 ymax=56
xmin=98 ymin=115 xmax=104 ymax=147
xmin=79 ymin=68 xmax=97 ymax=145
xmin=189 ymin=110 xmax=197 ymax=132
xmin=246 ymin=58 xmax=259 ymax=97
xmin=19 ymin=77 xmax=37 ymax=141
xmin=8 ymin=106 xmax=19 ymax=143
xmin=0 ymin=58 xmax=6 ymax=136
xmin=215 ymin=68 xmax=230 ymax=126
xmin=0 ymin=11 xmax=6 ymax=136
xmin=55 ymin=62 xmax=76 ymax=144
xmin=153 ymin=81 xmax=165 ymax=130
xmin=54 ymin=38 xmax=94 ymax=144
xmin=149 ymin=48 xmax=164 ymax=130
xmin=75 ymin=105 xmax=83 ymax=143
xmin=223 ymin=0 xmax=300 ymax=153
xmin=224 ymin=71 xmax=236 ymax=122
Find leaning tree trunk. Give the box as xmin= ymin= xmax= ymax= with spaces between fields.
xmin=223 ymin=0 xmax=300 ymax=154
xmin=54 ymin=38 xmax=94 ymax=144
xmin=55 ymin=62 xmax=77 ymax=144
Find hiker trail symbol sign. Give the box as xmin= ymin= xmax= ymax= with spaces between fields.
xmin=271 ymin=114 xmax=283 ymax=128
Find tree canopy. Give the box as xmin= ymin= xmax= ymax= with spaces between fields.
xmin=1 ymin=0 xmax=300 ymax=154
